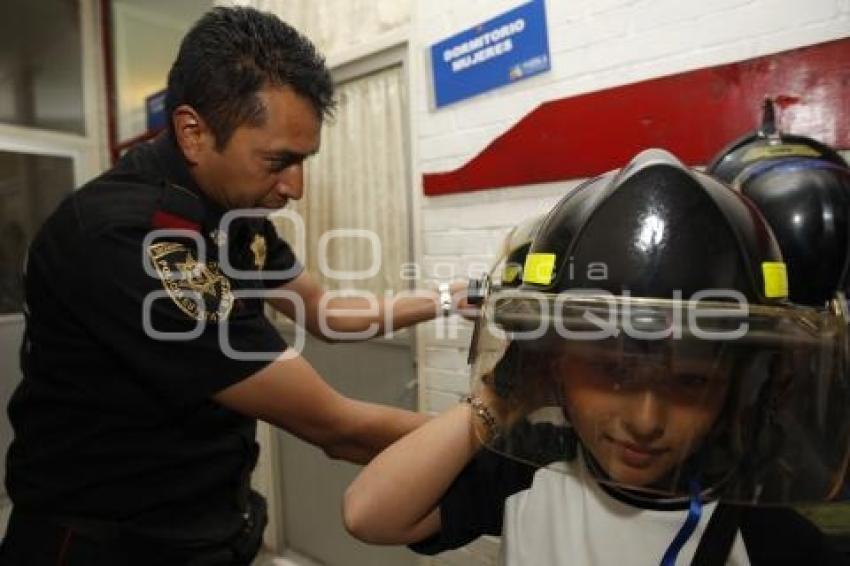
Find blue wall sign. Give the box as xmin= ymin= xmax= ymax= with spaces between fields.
xmin=145 ymin=89 xmax=168 ymax=131
xmin=430 ymin=0 xmax=551 ymax=109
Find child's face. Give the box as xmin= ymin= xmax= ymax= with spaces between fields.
xmin=557 ymin=343 xmax=729 ymax=489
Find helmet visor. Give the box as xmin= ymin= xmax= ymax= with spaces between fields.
xmin=471 ymin=290 xmax=850 ymax=504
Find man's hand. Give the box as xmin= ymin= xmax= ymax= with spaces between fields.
xmin=449 ymin=279 xmax=481 ymax=321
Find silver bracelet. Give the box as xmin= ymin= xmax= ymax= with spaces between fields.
xmin=438 ymin=282 xmax=453 ymax=317
xmin=462 ymin=395 xmax=499 ymax=440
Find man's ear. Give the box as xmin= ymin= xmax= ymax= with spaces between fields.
xmin=172 ymin=105 xmax=213 ymax=164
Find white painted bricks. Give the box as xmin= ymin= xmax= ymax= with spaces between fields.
xmin=415 ymin=0 xmax=848 ymax=173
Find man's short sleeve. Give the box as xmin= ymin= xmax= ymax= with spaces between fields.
xmin=58 ymin=224 xmax=287 ymax=405
xmin=409 ymin=449 xmax=535 ymax=555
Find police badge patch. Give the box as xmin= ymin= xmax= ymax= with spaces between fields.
xmin=148 ymin=242 xmax=234 ymax=322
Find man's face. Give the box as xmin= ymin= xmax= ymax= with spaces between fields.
xmin=194 ymin=85 xmax=321 ymax=210
xmin=557 ymin=342 xmax=729 ymax=489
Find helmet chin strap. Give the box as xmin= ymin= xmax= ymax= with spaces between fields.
xmin=579 ymin=445 xmax=705 ymax=564
xmin=659 ymin=476 xmax=703 ymax=566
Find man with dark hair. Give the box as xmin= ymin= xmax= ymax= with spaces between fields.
xmin=0 ymin=7 xmax=464 ymax=565
xmin=166 ymin=6 xmax=336 ymax=150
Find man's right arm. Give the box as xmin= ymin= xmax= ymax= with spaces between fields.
xmin=212 ymin=352 xmax=429 ymax=464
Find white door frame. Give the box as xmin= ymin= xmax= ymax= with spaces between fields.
xmin=0 ymin=124 xmax=96 ymax=188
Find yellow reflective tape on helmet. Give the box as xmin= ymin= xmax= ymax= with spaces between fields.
xmin=524 ymin=253 xmax=556 ymax=285
xmin=742 ymin=144 xmax=821 ymax=163
xmin=762 ymin=261 xmax=789 ymax=298
xmin=502 ymin=264 xmax=521 ymax=284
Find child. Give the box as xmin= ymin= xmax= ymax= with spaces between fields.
xmin=344 ymin=150 xmax=850 ymax=565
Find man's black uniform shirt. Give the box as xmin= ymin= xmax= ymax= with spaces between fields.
xmin=5 ymin=134 xmax=301 ymax=542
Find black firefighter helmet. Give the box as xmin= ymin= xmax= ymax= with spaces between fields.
xmin=469 ymin=149 xmax=850 ymax=504
xmin=523 ymin=148 xmax=785 ymax=302
xmin=708 ymin=99 xmax=850 ymax=307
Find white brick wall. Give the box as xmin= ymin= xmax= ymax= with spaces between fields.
xmin=413 ymin=0 xmax=849 ymax=173
xmin=409 ymin=2 xmax=848 ymax=563
xmin=415 ymin=179 xmax=581 ymax=409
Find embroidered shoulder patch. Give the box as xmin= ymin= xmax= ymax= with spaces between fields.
xmin=148 ymin=242 xmax=234 ymax=322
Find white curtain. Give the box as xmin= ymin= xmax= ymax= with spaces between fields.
xmin=281 ymin=65 xmax=410 ymax=295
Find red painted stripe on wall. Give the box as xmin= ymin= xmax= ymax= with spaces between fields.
xmin=423 ymin=37 xmax=850 ymax=196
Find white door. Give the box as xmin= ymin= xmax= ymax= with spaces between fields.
xmin=275 ymin=335 xmax=419 ymax=566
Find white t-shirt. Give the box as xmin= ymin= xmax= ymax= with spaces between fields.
xmin=410 ymin=432 xmax=839 ymax=565
xmin=499 ymin=461 xmax=750 ymax=565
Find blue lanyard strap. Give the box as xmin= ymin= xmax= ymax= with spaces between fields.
xmin=660 ymin=477 xmax=703 ymax=566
